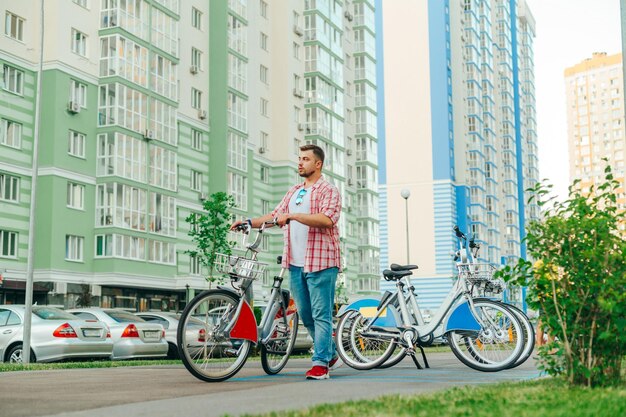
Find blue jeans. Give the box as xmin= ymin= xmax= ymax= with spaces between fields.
xmin=289 ymin=266 xmax=338 ymax=367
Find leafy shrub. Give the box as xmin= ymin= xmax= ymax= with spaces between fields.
xmin=499 ymin=166 xmax=626 ymax=387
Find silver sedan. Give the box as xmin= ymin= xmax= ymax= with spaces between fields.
xmin=0 ymin=305 xmax=114 ymax=363
xmin=67 ymin=308 xmax=168 ymax=360
xmin=134 ymin=311 xmax=182 ymax=359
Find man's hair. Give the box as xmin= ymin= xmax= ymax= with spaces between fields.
xmin=300 ymin=144 xmax=325 ymax=164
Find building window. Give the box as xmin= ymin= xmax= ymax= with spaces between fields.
xmin=260 ymin=131 xmax=269 ymax=150
xmin=190 ymin=255 xmax=201 ymax=275
xmin=70 ymin=80 xmax=88 ymax=108
xmin=260 ymin=97 xmax=268 ymax=117
xmin=191 ymin=129 xmax=202 ymax=151
xmin=149 ymin=239 xmax=175 ymax=264
xmin=191 ymin=170 xmax=202 ymax=191
xmin=260 ymin=165 xmax=269 ymax=183
xmin=149 ymin=145 xmax=177 ymax=191
xmin=260 ymin=32 xmax=268 ymax=51
xmin=2 ymin=64 xmax=23 ymax=95
xmin=261 ymin=199 xmax=270 ymax=213
xmin=228 ymin=131 xmax=247 ymax=171
xmin=95 ymin=234 xmax=113 ymax=257
xmin=293 ymin=42 xmax=300 ymax=59
xmin=0 ymin=173 xmax=19 ymax=202
xmin=68 ymin=130 xmax=86 ymax=158
xmin=191 ymin=7 xmax=202 ymax=30
xmin=191 ymin=88 xmax=202 ymax=109
xmin=260 ymin=65 xmax=268 ymax=84
xmin=67 ymin=182 xmax=85 ymax=210
xmin=293 ymin=138 xmax=301 ymax=156
xmin=228 ymin=172 xmax=247 ymax=210
xmin=260 ymin=0 xmax=268 ymax=18
xmin=71 ymin=28 xmax=88 ymax=57
xmin=5 ymin=12 xmax=24 ymax=41
xmin=149 ymin=192 xmax=176 ymax=236
xmin=95 ymin=183 xmax=147 ymax=230
xmin=65 ymin=235 xmax=84 ymax=262
xmin=0 ymin=230 xmax=18 ymax=258
xmin=73 ymin=0 xmax=88 ymax=7
xmin=191 ymin=47 xmax=202 ymax=71
xmin=0 ymin=119 xmax=22 ymax=149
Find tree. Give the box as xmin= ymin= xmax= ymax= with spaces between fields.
xmin=76 ymin=284 xmax=92 ymax=308
xmin=186 ymin=192 xmax=236 ymax=287
xmin=499 ymin=165 xmax=626 ymax=387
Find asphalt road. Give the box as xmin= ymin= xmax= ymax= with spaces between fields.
xmin=0 ymin=351 xmax=542 ymax=417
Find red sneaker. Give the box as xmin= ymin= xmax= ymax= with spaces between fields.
xmin=328 ymin=356 xmax=342 ymax=371
xmin=305 ymin=366 xmax=329 ymax=380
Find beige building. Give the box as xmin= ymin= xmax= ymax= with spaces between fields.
xmin=565 ymin=52 xmax=626 ymax=205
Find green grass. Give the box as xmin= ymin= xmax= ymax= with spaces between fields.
xmin=234 ymin=378 xmax=626 ymax=417
xmin=0 ymin=359 xmax=182 ymax=372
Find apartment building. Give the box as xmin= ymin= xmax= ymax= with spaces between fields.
xmin=0 ymin=0 xmax=381 ymax=308
xmin=381 ymin=0 xmax=538 ymax=309
xmin=565 ymin=52 xmax=626 ymax=207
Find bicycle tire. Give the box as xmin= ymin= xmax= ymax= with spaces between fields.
xmin=177 ymin=289 xmax=252 ymax=382
xmin=500 ymin=302 xmax=534 ymax=369
xmin=261 ymin=308 xmax=299 ymax=375
xmin=446 ymin=299 xmax=525 ymax=372
xmin=335 ymin=310 xmax=397 ymax=370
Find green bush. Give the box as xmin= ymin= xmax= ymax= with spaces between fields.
xmin=499 ymin=165 xmax=626 ymax=387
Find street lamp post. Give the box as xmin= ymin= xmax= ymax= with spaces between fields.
xmin=401 ymin=189 xmax=411 ymax=264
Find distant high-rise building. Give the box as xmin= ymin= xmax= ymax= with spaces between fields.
xmin=564 ymin=52 xmax=625 ymax=206
xmin=381 ymin=0 xmax=538 ymax=309
xmin=0 ymin=0 xmax=380 ymax=307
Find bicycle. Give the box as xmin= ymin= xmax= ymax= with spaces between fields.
xmin=335 ymin=227 xmax=527 ymax=372
xmin=177 ymin=220 xmax=299 ymax=382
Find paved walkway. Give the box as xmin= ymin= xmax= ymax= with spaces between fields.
xmin=0 ymin=352 xmax=542 ymax=417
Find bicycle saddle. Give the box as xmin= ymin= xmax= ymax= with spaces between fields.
xmin=382 ymin=269 xmax=413 ymax=281
xmin=390 ymin=263 xmax=419 ymax=271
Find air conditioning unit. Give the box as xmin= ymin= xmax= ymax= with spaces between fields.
xmin=68 ymin=101 xmax=81 ymax=114
xmin=259 ymin=147 xmax=266 ymax=154
xmin=293 ymin=88 xmax=304 ymax=98
xmin=297 ymin=123 xmax=305 ymax=131
xmin=144 ymin=129 xmax=155 ymax=140
xmin=190 ymin=65 xmax=199 ymax=74
xmin=198 ymin=109 xmax=207 ymax=120
xmin=199 ymin=192 xmax=208 ymax=201
xmin=346 ymin=149 xmax=353 ymax=156
xmin=293 ymin=25 xmax=303 ymax=36
xmin=347 ymin=179 xmax=354 ymax=186
xmin=344 ymin=11 xmax=353 ymax=21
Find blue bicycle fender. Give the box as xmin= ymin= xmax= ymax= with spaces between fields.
xmin=339 ymin=298 xmax=398 ymax=327
xmin=444 ymin=301 xmax=481 ymax=333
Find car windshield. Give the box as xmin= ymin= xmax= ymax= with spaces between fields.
xmin=106 ymin=311 xmax=145 ymax=323
xmin=33 ymin=307 xmax=78 ymax=320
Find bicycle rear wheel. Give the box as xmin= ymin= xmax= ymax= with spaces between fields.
xmin=177 ymin=289 xmax=252 ymax=382
xmin=501 ymin=302 xmax=535 ymax=369
xmin=447 ymin=299 xmax=524 ymax=372
xmin=261 ymin=305 xmax=299 ymax=375
xmin=335 ymin=310 xmax=397 ymax=370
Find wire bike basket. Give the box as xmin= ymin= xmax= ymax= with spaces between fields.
xmin=456 ymin=263 xmax=504 ymax=294
xmin=214 ymin=253 xmax=267 ymax=282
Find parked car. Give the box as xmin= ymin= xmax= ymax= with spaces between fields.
xmin=0 ymin=305 xmax=113 ymax=363
xmin=134 ymin=311 xmax=183 ymax=359
xmin=67 ymin=308 xmax=168 ymax=360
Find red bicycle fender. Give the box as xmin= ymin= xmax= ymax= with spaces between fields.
xmin=230 ymin=300 xmax=258 ymax=343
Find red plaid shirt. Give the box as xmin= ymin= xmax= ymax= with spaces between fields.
xmin=271 ymin=176 xmax=342 ymax=273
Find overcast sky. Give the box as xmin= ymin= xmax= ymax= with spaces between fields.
xmin=525 ymin=0 xmax=622 ymax=200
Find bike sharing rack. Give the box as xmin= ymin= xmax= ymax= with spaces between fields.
xmin=337 ymin=297 xmax=483 ymax=370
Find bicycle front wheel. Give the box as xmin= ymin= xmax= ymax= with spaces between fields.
xmin=177 ymin=289 xmax=252 ymax=382
xmin=335 ymin=310 xmax=397 ymax=370
xmin=261 ymin=308 xmax=299 ymax=375
xmin=447 ymin=299 xmax=525 ymax=372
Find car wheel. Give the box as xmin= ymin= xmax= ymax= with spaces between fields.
xmin=167 ymin=342 xmax=179 ymax=359
xmin=7 ymin=344 xmax=36 ymax=364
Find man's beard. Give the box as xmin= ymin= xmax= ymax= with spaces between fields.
xmin=299 ymin=169 xmax=313 ymax=178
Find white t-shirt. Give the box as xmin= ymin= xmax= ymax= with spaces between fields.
xmin=288 ymin=187 xmax=311 ymax=267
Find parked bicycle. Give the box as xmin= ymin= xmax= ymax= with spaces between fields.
xmin=335 ymin=227 xmax=528 ymax=372
xmin=177 ymin=220 xmax=298 ymax=382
